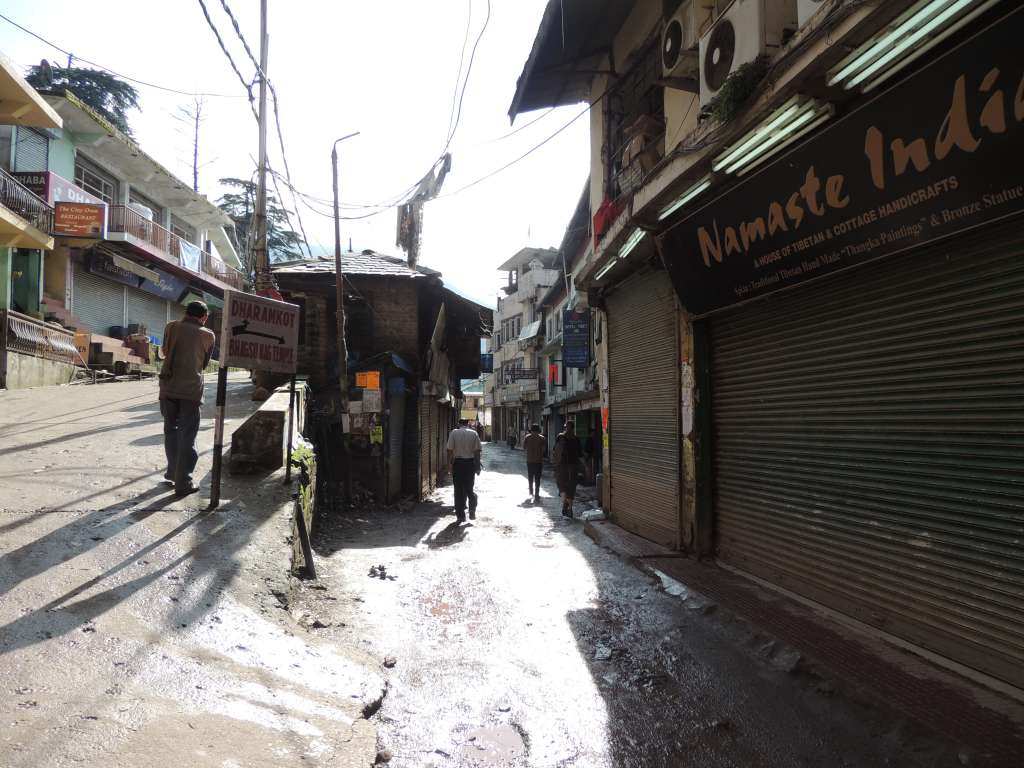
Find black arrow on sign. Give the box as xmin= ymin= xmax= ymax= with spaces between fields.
xmin=232 ymin=320 xmax=285 ymax=344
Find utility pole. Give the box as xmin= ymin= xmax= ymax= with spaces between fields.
xmin=253 ymin=0 xmax=279 ymax=298
xmin=332 ymin=132 xmax=359 ymax=502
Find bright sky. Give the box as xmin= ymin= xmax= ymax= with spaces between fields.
xmin=0 ymin=0 xmax=589 ymax=307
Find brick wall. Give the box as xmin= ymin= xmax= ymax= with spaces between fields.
xmin=350 ymin=276 xmax=420 ymax=365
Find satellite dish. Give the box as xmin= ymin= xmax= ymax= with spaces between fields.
xmin=704 ymin=19 xmax=736 ymax=91
xmin=39 ymin=59 xmax=53 ymax=87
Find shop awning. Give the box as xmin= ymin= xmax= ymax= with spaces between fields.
xmin=202 ymin=292 xmax=224 ymax=310
xmin=508 ymin=0 xmax=635 ymax=121
xmin=103 ymin=248 xmax=159 ymax=283
xmin=518 ymin=319 xmax=543 ymax=343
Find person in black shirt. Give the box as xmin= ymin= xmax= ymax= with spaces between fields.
xmin=553 ymin=421 xmax=582 ymax=518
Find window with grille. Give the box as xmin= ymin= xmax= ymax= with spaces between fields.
xmin=170 ymin=215 xmax=197 ymax=245
xmin=129 ymin=188 xmax=164 ymax=221
xmin=74 ymin=155 xmax=118 ymax=205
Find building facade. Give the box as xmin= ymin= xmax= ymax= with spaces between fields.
xmin=512 ymin=0 xmax=1024 ymax=692
xmin=487 ymin=247 xmax=560 ymax=445
xmin=1 ymin=80 xmax=243 ymax=389
xmin=272 ymin=251 xmax=492 ymax=503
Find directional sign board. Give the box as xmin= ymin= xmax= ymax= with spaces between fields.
xmin=221 ymin=289 xmax=299 ymax=373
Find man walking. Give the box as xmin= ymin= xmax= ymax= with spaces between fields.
xmin=447 ymin=418 xmax=482 ymax=522
xmin=523 ymin=424 xmax=545 ymax=503
xmin=553 ymin=421 xmax=583 ymax=518
xmin=160 ymin=301 xmax=215 ymax=497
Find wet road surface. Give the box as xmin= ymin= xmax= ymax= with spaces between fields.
xmin=294 ymin=443 xmax=957 ymax=768
xmin=0 ymin=378 xmax=381 ymax=767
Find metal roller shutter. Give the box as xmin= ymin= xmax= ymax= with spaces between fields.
xmin=710 ymin=231 xmax=1024 ymax=689
xmin=125 ymin=287 xmax=169 ymax=342
xmin=14 ymin=127 xmax=48 ymax=172
xmin=72 ymin=265 xmax=125 ymax=336
xmin=607 ymin=268 xmax=680 ymax=548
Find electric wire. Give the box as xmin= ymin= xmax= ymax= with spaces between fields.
xmin=0 ymin=11 xmax=246 ymax=98
xmin=445 ymin=0 xmax=473 ymax=143
xmin=195 ymin=0 xmax=257 ymax=116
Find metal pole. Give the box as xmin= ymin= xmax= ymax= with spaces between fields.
xmin=208 ymin=365 xmax=229 ymax=510
xmin=332 ymin=133 xmax=358 ymax=502
xmin=284 ymin=374 xmax=296 ymax=484
xmin=253 ymin=0 xmax=271 ymax=291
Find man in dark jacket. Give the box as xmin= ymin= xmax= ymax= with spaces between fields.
xmin=554 ymin=421 xmax=582 ymax=518
xmin=160 ymin=301 xmax=215 ymax=497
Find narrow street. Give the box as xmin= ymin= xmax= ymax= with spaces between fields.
xmin=292 ymin=443 xmax=958 ymax=768
xmin=0 ymin=377 xmax=382 ymax=768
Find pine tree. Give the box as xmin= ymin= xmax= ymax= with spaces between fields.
xmin=216 ymin=177 xmax=303 ymax=268
xmin=26 ymin=65 xmax=140 ymax=137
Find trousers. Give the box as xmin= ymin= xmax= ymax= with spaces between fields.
xmin=452 ymin=458 xmax=478 ymax=516
xmin=527 ymin=462 xmax=542 ymax=495
xmin=161 ymin=397 xmax=201 ymax=492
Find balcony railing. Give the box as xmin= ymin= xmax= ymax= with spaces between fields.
xmin=0 ymin=167 xmax=54 ymax=235
xmin=1 ymin=309 xmax=78 ymax=366
xmin=108 ymin=205 xmax=245 ymax=290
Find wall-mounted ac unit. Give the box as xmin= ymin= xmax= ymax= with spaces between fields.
xmin=797 ymin=0 xmax=827 ymax=28
xmin=662 ymin=1 xmax=714 ymax=81
xmin=699 ymin=0 xmax=798 ymax=107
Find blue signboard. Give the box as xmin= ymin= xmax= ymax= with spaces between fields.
xmin=562 ymin=309 xmax=590 ymax=369
xmin=86 ymin=251 xmax=141 ymax=288
xmin=139 ymin=268 xmax=188 ymax=302
xmin=480 ymin=353 xmax=494 ymax=374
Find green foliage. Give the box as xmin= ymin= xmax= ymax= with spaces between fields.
xmin=706 ymin=55 xmax=770 ymax=124
xmin=26 ymin=65 xmax=140 ymax=136
xmin=216 ymin=177 xmax=304 ymax=267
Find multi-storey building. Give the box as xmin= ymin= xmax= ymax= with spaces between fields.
xmin=485 ymin=246 xmax=560 ymax=444
xmin=1 ymin=76 xmax=243 ymax=388
xmin=512 ymin=0 xmax=1024 ymax=692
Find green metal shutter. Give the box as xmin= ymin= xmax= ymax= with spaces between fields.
xmin=607 ymin=268 xmax=680 ymax=548
xmin=72 ymin=265 xmax=125 ymax=336
xmin=709 ymin=230 xmax=1024 ymax=689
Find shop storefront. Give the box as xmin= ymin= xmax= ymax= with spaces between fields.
xmin=72 ymin=249 xmax=189 ymax=343
xmin=659 ymin=6 xmax=1024 ymax=689
xmin=606 ymin=268 xmax=681 ymax=548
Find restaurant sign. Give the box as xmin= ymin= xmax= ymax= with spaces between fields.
xmin=221 ymin=290 xmax=299 ymax=373
xmin=54 ymin=202 xmax=107 ymax=238
xmin=658 ymin=7 xmax=1024 ymax=316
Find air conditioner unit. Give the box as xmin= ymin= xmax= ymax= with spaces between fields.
xmin=662 ymin=1 xmax=714 ymax=80
xmin=797 ymin=0 xmax=827 ymax=28
xmin=699 ymin=0 xmax=798 ymax=107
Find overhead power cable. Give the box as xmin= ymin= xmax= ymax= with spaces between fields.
xmin=0 ymin=11 xmax=245 ymax=98
xmin=195 ymin=0 xmax=257 ymax=116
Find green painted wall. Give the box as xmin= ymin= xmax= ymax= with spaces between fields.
xmin=48 ymin=129 xmax=76 ymax=179
xmin=0 ymin=247 xmax=11 ymax=310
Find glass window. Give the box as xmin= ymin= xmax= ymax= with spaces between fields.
xmin=170 ymin=215 xmax=197 ymax=245
xmin=74 ymin=155 xmax=118 ymax=205
xmin=129 ymin=188 xmax=164 ymax=221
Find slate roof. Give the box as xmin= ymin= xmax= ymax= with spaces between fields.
xmin=272 ymin=250 xmax=441 ymax=279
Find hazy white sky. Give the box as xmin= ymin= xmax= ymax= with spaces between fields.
xmin=0 ymin=0 xmax=589 ymax=306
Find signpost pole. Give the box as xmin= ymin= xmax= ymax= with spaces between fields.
xmin=208 ymin=364 xmax=228 ymax=510
xmin=284 ymin=375 xmax=296 ymax=484
xmin=208 ymin=297 xmax=234 ymax=511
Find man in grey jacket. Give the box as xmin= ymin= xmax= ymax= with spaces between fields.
xmin=160 ymin=301 xmax=216 ymax=497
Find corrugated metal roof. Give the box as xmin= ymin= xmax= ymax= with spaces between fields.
xmin=508 ymin=0 xmax=635 ymax=120
xmin=272 ymin=250 xmax=440 ymax=279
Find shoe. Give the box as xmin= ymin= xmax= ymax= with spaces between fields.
xmin=175 ymin=485 xmax=201 ymax=498
xmin=468 ymin=509 xmax=476 ymax=520
xmin=162 ymin=473 xmax=175 ymax=485
xmin=456 ymin=513 xmax=466 ymax=523
xmin=534 ymin=495 xmax=541 ymax=504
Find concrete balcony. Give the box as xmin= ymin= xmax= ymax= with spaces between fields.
xmin=107 ymin=205 xmax=244 ymax=292
xmin=0 ymin=168 xmax=54 ymax=250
